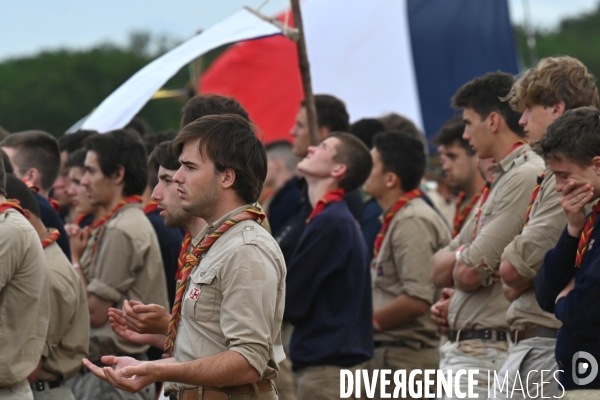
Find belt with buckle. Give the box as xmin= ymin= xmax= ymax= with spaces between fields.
xmin=33 ymin=380 xmax=63 ymax=392
xmin=510 ymin=326 xmax=559 ymax=344
xmin=170 ymin=379 xmax=274 ymax=400
xmin=374 ymin=340 xmax=408 ymax=348
xmin=448 ymin=329 xmax=508 ymax=343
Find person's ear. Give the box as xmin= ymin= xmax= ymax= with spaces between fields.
xmin=385 ymin=171 xmax=400 ymax=189
xmin=488 ymin=112 xmax=501 ymax=133
xmin=552 ymin=101 xmax=566 ymax=116
xmin=331 ymin=163 xmax=347 ymax=180
xmin=221 ymin=168 xmax=236 ymax=189
xmin=592 ymin=156 xmax=600 ymax=176
xmin=112 ymin=165 xmax=126 ymax=186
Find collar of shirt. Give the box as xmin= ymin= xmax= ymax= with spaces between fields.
xmin=495 ymin=143 xmax=530 ymax=175
xmin=205 ymin=204 xmax=257 ymax=235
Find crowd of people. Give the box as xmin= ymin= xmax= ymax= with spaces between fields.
xmin=1 ymin=55 xmax=600 ymax=400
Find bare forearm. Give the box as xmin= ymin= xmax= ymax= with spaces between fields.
xmin=156 ymin=351 xmax=260 ymax=387
xmin=374 ymin=294 xmax=429 ymax=330
xmin=432 ymin=250 xmax=455 ymax=289
xmin=502 ymin=281 xmax=532 ymax=302
xmin=453 ymin=261 xmax=481 ymax=292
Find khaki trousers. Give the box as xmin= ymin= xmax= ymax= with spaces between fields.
xmin=273 ymin=323 xmax=296 ymax=400
xmin=32 ymin=385 xmax=76 ymax=400
xmin=562 ymin=389 xmax=600 ymax=399
xmin=294 ymin=365 xmax=355 ymax=400
xmin=66 ymin=369 xmax=155 ymax=400
xmin=0 ymin=380 xmax=33 ymax=400
xmin=363 ymin=346 xmax=440 ymax=400
xmin=438 ymin=339 xmax=508 ymax=400
xmin=489 ymin=337 xmax=559 ymax=399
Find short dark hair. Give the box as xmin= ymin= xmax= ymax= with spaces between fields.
xmin=85 ymin=130 xmax=148 ymax=197
xmin=302 ymin=94 xmax=350 ymax=132
xmin=1 ymin=130 xmax=61 ymax=191
xmin=265 ymin=140 xmax=298 ymax=172
xmin=144 ymin=131 xmax=178 ymax=155
xmin=373 ymin=131 xmax=426 ymax=192
xmin=539 ymin=107 xmax=600 ymax=167
xmin=174 ymin=114 xmax=267 ymax=204
xmin=58 ymin=130 xmax=97 ymax=154
xmin=181 ymin=94 xmax=250 ymax=128
xmin=433 ymin=114 xmax=474 ymax=156
xmin=378 ymin=113 xmax=428 ymax=157
xmin=149 ymin=141 xmax=181 ymax=177
xmin=329 ymin=132 xmax=373 ymax=192
xmin=125 ymin=116 xmax=152 ymax=138
xmin=451 ymin=72 xmax=524 ymax=137
xmin=5 ymin=174 xmax=40 ymax=218
xmin=65 ymin=148 xmax=87 ymax=169
xmin=148 ymin=140 xmax=181 ymax=189
xmin=0 ymin=148 xmax=13 ymax=174
xmin=350 ymin=118 xmax=386 ymax=149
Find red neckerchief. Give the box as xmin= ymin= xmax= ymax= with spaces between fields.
xmin=89 ymin=195 xmax=143 ymax=263
xmin=373 ymin=188 xmax=423 ymax=262
xmin=306 ymin=188 xmax=345 ymax=224
xmin=48 ymin=197 xmax=61 ymax=213
xmin=576 ymin=200 xmax=600 ymax=268
xmin=176 ymin=232 xmax=192 ymax=281
xmin=0 ymin=199 xmax=26 ymax=216
xmin=452 ymin=188 xmax=483 ymax=238
xmin=21 ymin=178 xmax=40 ymax=193
xmin=143 ymin=201 xmax=159 ymax=215
xmin=41 ymin=229 xmax=60 ymax=249
xmin=165 ymin=207 xmax=266 ymax=353
xmin=92 ymin=195 xmax=142 ymax=230
xmin=472 ymin=141 xmax=526 ymax=239
xmin=524 ymin=173 xmax=546 ymax=226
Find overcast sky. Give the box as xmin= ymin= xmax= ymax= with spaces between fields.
xmin=0 ymin=0 xmax=598 ymax=62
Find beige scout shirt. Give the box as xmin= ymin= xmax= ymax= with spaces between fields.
xmin=39 ymin=241 xmax=90 ymax=381
xmin=503 ymin=169 xmax=563 ymax=331
xmin=166 ymin=205 xmax=286 ymax=393
xmin=447 ymin=144 xmax=544 ymax=331
xmin=0 ymin=209 xmax=49 ymax=386
xmin=372 ymin=197 xmax=450 ymax=348
xmin=86 ymin=203 xmax=169 ymax=361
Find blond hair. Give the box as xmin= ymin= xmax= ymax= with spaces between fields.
xmin=505 ymin=56 xmax=599 ymax=112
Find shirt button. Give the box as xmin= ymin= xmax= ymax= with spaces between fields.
xmin=245 ymin=227 xmax=252 ymax=231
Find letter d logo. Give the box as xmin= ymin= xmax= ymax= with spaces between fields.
xmin=572 ymin=351 xmax=598 ymax=386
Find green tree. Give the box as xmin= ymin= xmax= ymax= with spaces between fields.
xmin=0 ymin=32 xmax=228 ymax=137
xmin=515 ymin=2 xmax=600 ymax=78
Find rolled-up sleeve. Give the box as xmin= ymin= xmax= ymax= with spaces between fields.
xmin=503 ymin=181 xmax=566 ymax=281
xmin=461 ymin=167 xmax=540 ymax=286
xmin=220 ymin=244 xmax=282 ymax=375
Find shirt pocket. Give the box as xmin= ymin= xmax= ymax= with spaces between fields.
xmin=182 ymin=269 xmax=218 ymax=323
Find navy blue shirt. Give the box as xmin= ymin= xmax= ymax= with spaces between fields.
xmin=362 ymin=197 xmax=382 ymax=261
xmin=145 ymin=208 xmax=183 ymax=307
xmin=268 ymin=176 xmax=302 ymax=237
xmin=275 ymin=178 xmax=364 ymax=266
xmin=536 ymin=223 xmax=600 ymax=390
xmin=35 ymin=193 xmax=71 ymax=260
xmin=285 ymin=200 xmax=373 ymax=370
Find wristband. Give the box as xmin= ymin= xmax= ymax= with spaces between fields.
xmin=373 ymin=317 xmax=382 ymax=332
xmin=72 ymin=262 xmax=82 ymax=270
xmin=455 ymin=244 xmax=466 ymax=262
